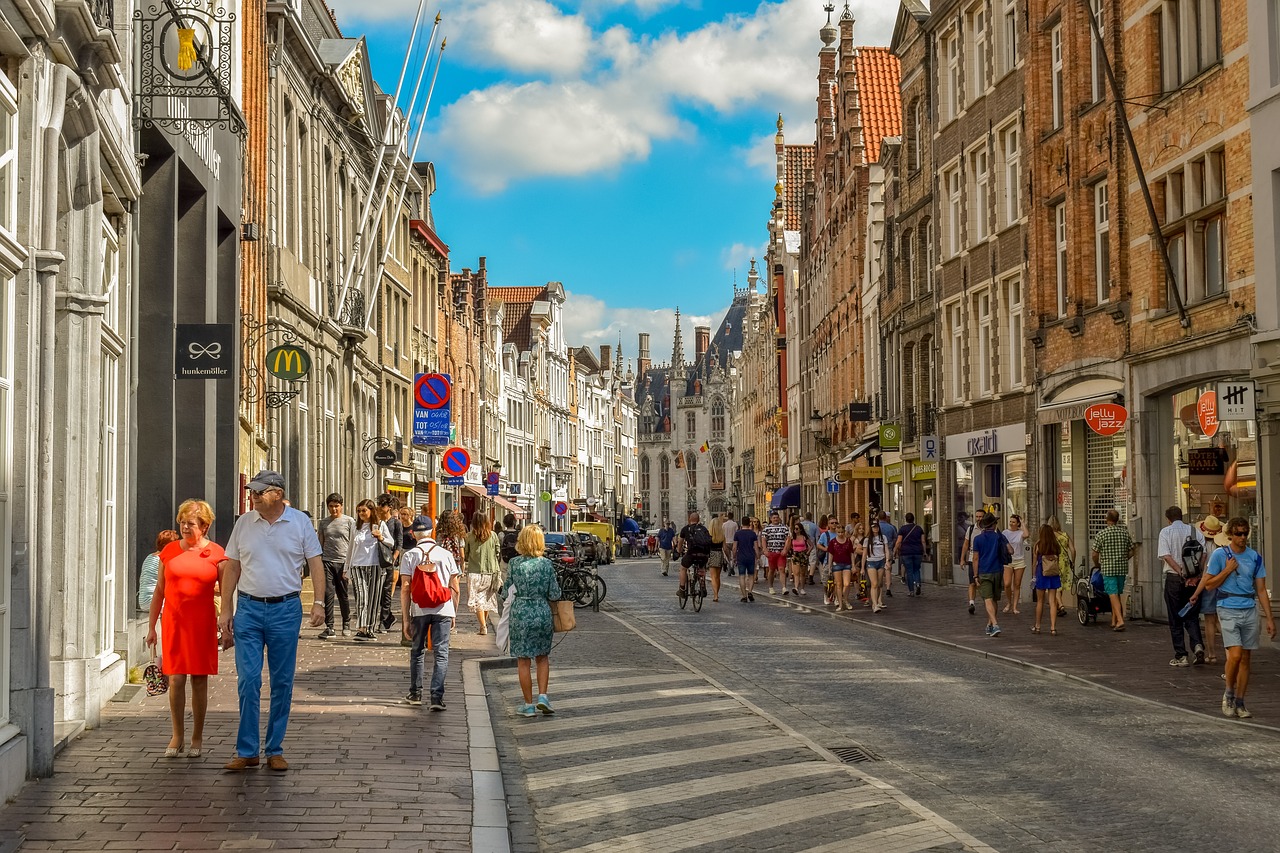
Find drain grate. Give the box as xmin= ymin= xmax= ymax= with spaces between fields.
xmin=829 ymin=746 xmax=882 ymax=763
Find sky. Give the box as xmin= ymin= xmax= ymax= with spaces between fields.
xmin=326 ymin=0 xmax=897 ymax=364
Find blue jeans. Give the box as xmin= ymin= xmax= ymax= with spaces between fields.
xmin=901 ymin=555 xmax=923 ymax=591
xmin=410 ymin=614 xmax=452 ymax=702
xmin=233 ymin=594 xmax=302 ymax=758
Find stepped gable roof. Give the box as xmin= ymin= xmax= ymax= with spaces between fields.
xmin=783 ymin=144 xmax=814 ymax=231
xmin=855 ymin=47 xmax=903 ymax=165
xmin=488 ymin=286 xmax=549 ymax=351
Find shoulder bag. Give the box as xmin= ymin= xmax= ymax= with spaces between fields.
xmin=552 ymin=595 xmax=576 ymax=632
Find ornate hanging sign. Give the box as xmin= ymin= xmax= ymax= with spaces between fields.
xmin=134 ymin=1 xmax=245 ymax=138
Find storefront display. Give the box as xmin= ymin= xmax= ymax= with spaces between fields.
xmin=945 ymin=424 xmax=1027 ymax=560
xmin=1172 ymin=382 xmax=1258 ymax=549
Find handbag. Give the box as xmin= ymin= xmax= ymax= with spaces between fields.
xmin=494 ymin=585 xmax=515 ymax=654
xmin=377 ymin=535 xmax=395 ymax=569
xmin=143 ymin=658 xmax=168 ymax=697
xmin=551 ymin=599 xmax=576 ymax=633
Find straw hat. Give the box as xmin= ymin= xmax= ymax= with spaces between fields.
xmin=1200 ymin=515 xmax=1230 ymax=547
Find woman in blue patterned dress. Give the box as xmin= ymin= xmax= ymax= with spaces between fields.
xmin=501 ymin=525 xmax=562 ymax=717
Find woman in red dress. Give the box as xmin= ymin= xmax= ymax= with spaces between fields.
xmin=146 ymin=499 xmax=223 ymax=758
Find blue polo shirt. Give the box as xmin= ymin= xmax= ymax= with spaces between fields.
xmin=972 ymin=529 xmax=1006 ymax=575
xmin=1206 ymin=545 xmax=1266 ymax=610
xmin=658 ymin=527 xmax=676 ymax=550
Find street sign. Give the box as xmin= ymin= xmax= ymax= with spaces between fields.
xmin=441 ymin=447 xmax=471 ymax=477
xmin=413 ymin=373 xmax=452 ymax=446
xmin=1085 ymin=403 xmax=1128 ymax=437
xmin=1217 ymin=380 xmax=1256 ymax=420
xmin=510 ymin=483 xmax=522 ymax=495
xmin=175 ymin=324 xmax=234 ymax=379
xmin=442 ymin=475 xmax=465 ymax=487
xmin=372 ymin=448 xmax=397 ymax=468
xmin=264 ymin=343 xmax=312 ymax=381
xmin=553 ymin=501 xmax=568 ymax=516
xmin=848 ymin=401 xmax=872 ymax=422
xmin=825 ymin=479 xmax=840 ymax=494
xmin=921 ymin=435 xmax=939 ymax=461
xmin=1197 ymin=391 xmax=1219 ymax=437
xmin=486 ymin=483 xmax=499 ymax=496
xmin=879 ymin=423 xmax=901 ymax=449
xmin=540 ymin=490 xmax=552 ymax=502
xmin=486 ymin=471 xmax=500 ymax=486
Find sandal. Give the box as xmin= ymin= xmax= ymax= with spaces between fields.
xmin=1031 ymin=626 xmax=1041 ymax=634
xmin=1207 ymin=656 xmax=1219 ymax=664
xmin=1050 ymin=629 xmax=1058 ymax=635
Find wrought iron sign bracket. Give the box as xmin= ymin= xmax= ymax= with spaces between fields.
xmin=134 ymin=0 xmax=246 ymax=138
xmin=242 ymin=317 xmax=305 ymax=407
xmin=362 ymin=433 xmax=394 ymax=481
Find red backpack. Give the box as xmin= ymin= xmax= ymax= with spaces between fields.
xmin=410 ymin=541 xmax=452 ymax=608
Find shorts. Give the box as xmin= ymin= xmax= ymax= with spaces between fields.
xmin=1218 ymin=606 xmax=1262 ymax=650
xmin=767 ymin=552 xmax=787 ymax=571
xmin=708 ymin=550 xmax=724 ymax=569
xmin=681 ymin=552 xmax=709 ymax=570
xmin=1199 ymin=588 xmax=1219 ymax=615
xmin=978 ymin=572 xmax=1003 ymax=601
xmin=1102 ymin=575 xmax=1126 ymax=596
xmin=733 ymin=561 xmax=755 ymax=577
xmin=866 ymin=559 xmax=886 ymax=571
xmin=832 ymin=563 xmax=853 ymax=574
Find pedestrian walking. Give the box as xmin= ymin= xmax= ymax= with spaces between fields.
xmin=817 ymin=517 xmax=837 ymax=604
xmin=720 ymin=513 xmax=738 ymax=598
xmin=1047 ymin=515 xmax=1076 ymax=615
xmin=1030 ymin=524 xmax=1063 ymax=635
xmin=658 ymin=522 xmax=676 ymax=576
xmin=1157 ymin=505 xmax=1207 ymax=666
xmin=400 ymin=518 xmax=461 ymax=710
xmin=893 ymin=512 xmax=928 ymax=596
xmin=146 ymin=500 xmax=222 ymax=758
xmin=730 ymin=513 xmax=757 ymax=602
xmin=827 ymin=526 xmax=856 ymax=610
xmin=346 ymin=500 xmax=391 ymax=642
xmin=219 ymin=470 xmax=325 ymax=772
xmin=762 ymin=511 xmax=789 ymax=594
xmin=434 ymin=509 xmax=467 ymax=564
xmin=971 ymin=514 xmax=1009 ymax=637
xmin=708 ymin=514 xmax=726 ymax=602
xmin=863 ymin=520 xmax=891 ymax=612
xmin=502 ymin=525 xmax=563 ymax=716
xmin=802 ymin=512 xmax=820 ymax=586
xmin=1190 ymin=515 xmax=1226 ymax=663
xmin=317 ymin=493 xmax=355 ymax=640
xmin=1002 ymin=515 xmax=1027 ymax=614
xmin=1091 ymin=510 xmax=1136 ymax=632
xmin=877 ymin=512 xmax=898 ymax=597
xmin=398 ymin=505 xmax=417 ymax=552
xmin=375 ymin=494 xmax=404 ymax=633
xmin=959 ymin=509 xmax=987 ymax=615
xmin=782 ymin=517 xmax=813 ymax=596
xmin=138 ymin=529 xmax=180 ymax=612
xmin=465 ymin=514 xmax=502 ymax=635
xmin=1202 ymin=517 xmax=1275 ymax=718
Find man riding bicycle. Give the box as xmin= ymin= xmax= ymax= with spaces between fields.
xmin=676 ymin=511 xmax=714 ymax=596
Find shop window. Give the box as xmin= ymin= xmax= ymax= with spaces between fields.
xmin=1055 ymin=421 xmax=1074 ymax=530
xmin=953 ymin=459 xmax=975 ymax=558
xmin=1172 ymin=383 xmax=1257 ymax=542
xmin=1006 ymin=452 xmax=1028 ymax=524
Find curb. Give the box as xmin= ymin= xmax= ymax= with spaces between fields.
xmin=464 ymin=656 xmax=518 ymax=853
xmin=758 ymin=590 xmax=1280 ymax=735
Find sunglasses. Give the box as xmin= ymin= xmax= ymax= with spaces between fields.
xmin=249 ymin=488 xmax=280 ymax=498
xmin=1229 ymin=531 xmax=1249 ymax=537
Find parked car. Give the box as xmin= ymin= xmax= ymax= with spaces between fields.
xmin=574 ymin=532 xmax=606 ymax=565
xmin=543 ymin=532 xmax=581 ymax=566
xmin=571 ymin=521 xmax=614 ymax=563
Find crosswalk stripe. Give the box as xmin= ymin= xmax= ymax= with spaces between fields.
xmin=515 ymin=698 xmax=744 ymax=733
xmin=540 ymin=761 xmax=843 ymax=827
xmin=803 ymin=820 xmax=955 ymax=853
xmin=520 ymin=716 xmax=770 ymax=760
xmin=545 ymin=672 xmax=702 ymax=693
xmin=557 ymin=787 xmax=891 ymax=853
xmin=524 ymin=735 xmax=801 ymax=791
xmin=537 ymin=685 xmax=721 ymax=710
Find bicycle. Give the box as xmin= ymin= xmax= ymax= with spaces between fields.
xmin=678 ymin=554 xmax=709 ymax=612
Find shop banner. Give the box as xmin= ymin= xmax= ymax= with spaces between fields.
xmin=1084 ymin=403 xmax=1128 ymax=437
xmin=884 ymin=462 xmax=904 ymax=484
xmin=1198 ymin=390 xmax=1220 ymax=437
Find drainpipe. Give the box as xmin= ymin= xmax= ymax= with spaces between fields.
xmin=30 ymin=64 xmax=72 ymax=778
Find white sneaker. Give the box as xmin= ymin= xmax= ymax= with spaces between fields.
xmin=1170 ymin=656 xmax=1190 ymax=668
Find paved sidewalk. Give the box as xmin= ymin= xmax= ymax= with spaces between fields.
xmin=762 ymin=572 xmax=1280 ymax=725
xmin=0 ymin=584 xmax=504 ymax=852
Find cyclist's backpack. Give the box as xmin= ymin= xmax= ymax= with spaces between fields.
xmin=500 ymin=528 xmax=520 ymax=562
xmin=410 ymin=542 xmax=452 ymax=608
xmin=686 ymin=524 xmax=713 ymax=555
xmin=1181 ymin=532 xmax=1205 ymax=579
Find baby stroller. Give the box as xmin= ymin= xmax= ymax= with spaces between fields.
xmin=1075 ymin=568 xmax=1114 ymax=625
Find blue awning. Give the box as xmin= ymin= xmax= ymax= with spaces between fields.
xmin=621 ymin=517 xmax=641 ymax=533
xmin=770 ymin=484 xmax=802 ymax=511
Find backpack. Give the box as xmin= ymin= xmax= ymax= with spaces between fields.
xmin=686 ymin=524 xmax=713 ymax=555
xmin=1040 ymin=552 xmax=1061 ymax=578
xmin=500 ymin=528 xmax=519 ymax=563
xmin=1180 ymin=531 xmax=1205 ymax=579
xmin=410 ymin=541 xmax=452 ymax=608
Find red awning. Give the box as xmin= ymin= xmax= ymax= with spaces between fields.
xmin=492 ymin=493 xmax=527 ymax=518
xmin=591 ymin=512 xmax=608 ymax=522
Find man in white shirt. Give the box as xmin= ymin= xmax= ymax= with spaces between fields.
xmin=1157 ymin=505 xmax=1206 ymax=666
xmin=399 ymin=518 xmax=461 ymax=710
xmin=219 ymin=471 xmax=325 ymax=772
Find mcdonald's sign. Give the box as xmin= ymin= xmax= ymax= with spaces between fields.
xmin=265 ymin=344 xmax=312 ymax=381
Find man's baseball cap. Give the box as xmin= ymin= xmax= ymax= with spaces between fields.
xmin=246 ymin=470 xmax=285 ymax=492
xmin=411 ymin=517 xmax=433 ymax=533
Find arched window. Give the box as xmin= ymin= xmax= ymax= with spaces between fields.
xmin=640 ymin=455 xmax=651 ymax=492
xmin=660 ymin=454 xmax=670 ymax=490
xmin=711 ymin=398 xmax=725 ymax=438
xmin=710 ymin=447 xmax=726 ymax=490
xmin=686 ymin=451 xmax=698 ymax=488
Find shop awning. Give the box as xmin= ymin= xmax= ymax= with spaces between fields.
xmin=590 ymin=512 xmax=608 ymax=522
xmin=770 ymin=484 xmax=801 ymax=511
xmin=1036 ymin=388 xmax=1123 ymax=425
xmin=839 ymin=438 xmax=879 ymax=466
xmin=491 ymin=493 xmax=527 ymax=518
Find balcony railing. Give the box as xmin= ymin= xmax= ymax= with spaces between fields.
xmin=904 ymin=407 xmax=918 ymax=443
xmin=922 ymin=405 xmax=937 ymax=436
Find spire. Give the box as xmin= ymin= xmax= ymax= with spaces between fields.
xmin=748 ymin=257 xmax=759 ymax=292
xmin=672 ymin=307 xmax=685 ymax=370
xmin=615 ymin=333 xmax=624 ymax=374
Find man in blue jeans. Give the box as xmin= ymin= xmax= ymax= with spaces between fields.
xmin=399 ymin=518 xmax=461 ymax=710
xmin=219 ymin=471 xmax=325 ymax=772
xmin=893 ymin=512 xmax=929 ymax=595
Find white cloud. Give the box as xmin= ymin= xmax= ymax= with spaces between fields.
xmin=720 ymin=242 xmax=765 ymax=273
xmin=563 ymin=290 xmax=726 ymax=365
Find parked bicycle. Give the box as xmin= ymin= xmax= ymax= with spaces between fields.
xmin=553 ymin=555 xmax=606 ymax=609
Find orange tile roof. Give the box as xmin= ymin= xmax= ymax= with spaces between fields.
xmin=854 ymin=47 xmax=902 ymax=165
xmin=783 ymin=144 xmax=814 ymax=231
xmin=489 ymin=286 xmax=549 ymax=351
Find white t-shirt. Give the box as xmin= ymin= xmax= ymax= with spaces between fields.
xmin=349 ymin=521 xmax=390 ymax=568
xmin=225 ymin=506 xmax=323 ymax=597
xmin=722 ymin=520 xmax=738 ymax=550
xmin=1158 ymin=520 xmax=1204 ymax=576
xmin=400 ymin=538 xmax=461 ymax=618
xmin=1003 ymin=529 xmax=1026 ymax=566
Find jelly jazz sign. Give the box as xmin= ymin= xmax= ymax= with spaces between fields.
xmin=1197 ymin=391 xmax=1219 ymax=437
xmin=1084 ymin=403 xmax=1128 ymax=437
